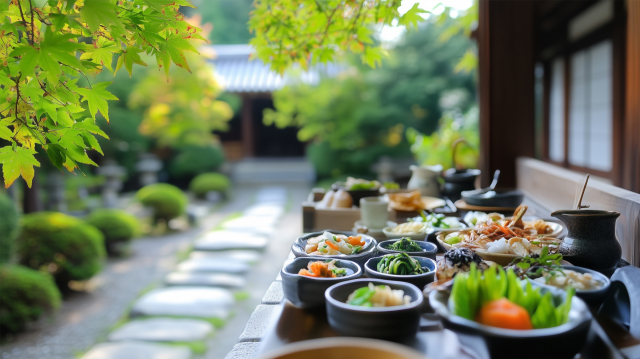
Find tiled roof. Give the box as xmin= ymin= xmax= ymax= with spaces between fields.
xmin=206 ymin=44 xmax=343 ymax=93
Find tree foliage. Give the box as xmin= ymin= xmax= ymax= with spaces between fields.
xmin=0 ymin=0 xmax=204 ymax=188
xmin=249 ymin=0 xmax=427 ymax=73
xmin=265 ymin=19 xmax=476 ymax=177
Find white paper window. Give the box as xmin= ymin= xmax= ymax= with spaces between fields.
xmin=549 ymin=58 xmax=565 ymax=163
xmin=567 ymin=40 xmax=613 ymax=172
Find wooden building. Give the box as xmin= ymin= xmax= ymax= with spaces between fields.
xmin=208 ymin=45 xmax=342 ymax=161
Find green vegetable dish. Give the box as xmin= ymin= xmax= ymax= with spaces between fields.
xmin=449 ymin=264 xmax=575 ymax=330
xmin=377 ymin=253 xmax=425 ymax=275
xmin=413 ymin=212 xmax=462 ymax=229
xmin=388 ymin=237 xmax=424 ymax=252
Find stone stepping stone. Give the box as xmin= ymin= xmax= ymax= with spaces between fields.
xmin=189 ymin=250 xmax=261 ymax=263
xmin=108 ymin=318 xmax=213 ymax=342
xmin=223 ymin=216 xmax=277 ymax=230
xmin=130 ymin=287 xmax=234 ymax=320
xmin=81 ymin=341 xmax=191 ymax=359
xmin=193 ymin=231 xmax=268 ymax=251
xmin=243 ymin=204 xmax=284 ymax=218
xmin=177 ymin=258 xmax=249 ymax=274
xmin=165 ymin=272 xmax=246 ymax=288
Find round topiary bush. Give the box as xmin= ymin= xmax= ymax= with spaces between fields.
xmin=86 ymin=209 xmax=139 ymax=255
xmin=0 ymin=265 xmax=61 ymax=335
xmin=135 ymin=183 xmax=188 ymax=223
xmin=189 ymin=173 xmax=231 ymax=198
xmin=17 ymin=212 xmax=105 ymax=286
xmin=0 ymin=193 xmax=20 ymax=264
xmin=169 ymin=144 xmax=225 ymax=179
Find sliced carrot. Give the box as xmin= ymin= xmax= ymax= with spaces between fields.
xmin=347 ymin=236 xmax=364 ymax=246
xmin=298 ymin=269 xmax=316 ymax=277
xmin=475 ymin=298 xmax=533 ymax=330
xmin=326 ymin=240 xmax=340 ymax=251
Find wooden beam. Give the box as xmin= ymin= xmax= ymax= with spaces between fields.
xmin=623 ymin=0 xmax=640 ymax=192
xmin=241 ymin=95 xmax=255 ymax=157
xmin=478 ymin=0 xmax=536 ymax=188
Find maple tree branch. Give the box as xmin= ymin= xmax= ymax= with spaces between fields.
xmin=16 ymin=0 xmax=33 ymax=46
xmin=28 ymin=0 xmax=35 ymax=45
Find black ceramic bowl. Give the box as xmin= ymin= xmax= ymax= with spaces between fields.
xmin=461 ymin=189 xmax=524 ymax=208
xmin=377 ymin=239 xmax=437 ymax=260
xmin=429 ymin=286 xmax=592 ymax=359
xmin=325 ymin=279 xmax=423 ymax=340
xmin=364 ymin=256 xmax=436 ymax=290
xmin=528 ymin=265 xmax=611 ymax=308
xmin=292 ymin=231 xmax=378 ymax=268
xmin=331 ymin=183 xmax=380 ymax=207
xmin=281 ymin=257 xmax=362 ymax=308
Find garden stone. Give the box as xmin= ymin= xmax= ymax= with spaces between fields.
xmin=165 ymin=272 xmax=245 ymax=288
xmin=261 ymin=281 xmax=284 ymax=304
xmin=223 ymin=216 xmax=277 ymax=230
xmin=193 ymin=231 xmax=268 ymax=251
xmin=243 ymin=204 xmax=284 ymax=218
xmin=81 ymin=342 xmax=191 ymax=359
xmin=130 ymin=287 xmax=234 ymax=319
xmin=238 ymin=305 xmax=279 ymax=342
xmin=189 ymin=250 xmax=261 ymax=263
xmin=224 ymin=342 xmax=260 ymax=359
xmin=177 ymin=258 xmax=249 ymax=274
xmin=108 ymin=318 xmax=213 ymax=342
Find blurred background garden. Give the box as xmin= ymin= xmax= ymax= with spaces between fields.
xmin=0 ymin=0 xmax=479 ymax=358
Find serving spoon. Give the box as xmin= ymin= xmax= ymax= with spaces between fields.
xmin=462 ymin=169 xmax=500 ymax=197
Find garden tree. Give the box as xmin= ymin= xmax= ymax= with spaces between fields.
xmin=0 ymin=0 xmax=204 ymax=188
xmin=184 ymin=0 xmax=254 ymax=45
xmin=264 ymin=18 xmax=476 ymax=177
xmin=249 ymin=0 xmax=427 ymax=73
xmin=129 ymin=50 xmax=233 ymax=149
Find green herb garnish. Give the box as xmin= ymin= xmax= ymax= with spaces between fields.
xmin=388 ymin=237 xmax=423 ymax=252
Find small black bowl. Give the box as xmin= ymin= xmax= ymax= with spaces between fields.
xmin=528 ymin=265 xmax=610 ymax=308
xmin=364 ymin=256 xmax=436 ymax=290
xmin=461 ymin=189 xmax=524 ymax=208
xmin=281 ymin=257 xmax=362 ymax=309
xmin=292 ymin=231 xmax=378 ymax=268
xmin=430 ymin=286 xmax=592 ymax=359
xmin=325 ymin=278 xmax=423 ymax=340
xmin=377 ymin=239 xmax=437 ymax=260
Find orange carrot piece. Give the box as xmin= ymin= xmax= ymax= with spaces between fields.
xmin=347 ymin=236 xmax=364 ymax=246
xmin=475 ymin=298 xmax=533 ymax=330
xmin=326 ymin=240 xmax=339 ymax=251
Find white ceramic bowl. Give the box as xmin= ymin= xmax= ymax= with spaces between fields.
xmin=382 ymin=226 xmax=427 ymax=241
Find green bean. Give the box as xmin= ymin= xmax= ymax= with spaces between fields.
xmin=376 ymin=253 xmax=424 ymax=275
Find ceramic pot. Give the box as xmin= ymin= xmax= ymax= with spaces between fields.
xmin=407 ymin=165 xmax=442 ymax=197
xmin=551 ymin=210 xmax=621 ymax=276
xmin=441 ymin=168 xmax=481 ymax=202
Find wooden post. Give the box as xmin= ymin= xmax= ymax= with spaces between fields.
xmin=623 ymin=0 xmax=640 ymax=193
xmin=478 ymin=0 xmax=536 ymax=188
xmin=241 ymin=95 xmax=255 ymax=157
xmin=23 ymin=175 xmax=42 ymax=214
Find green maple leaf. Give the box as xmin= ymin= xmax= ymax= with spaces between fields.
xmin=10 ymin=46 xmax=40 ymax=77
xmin=160 ymin=35 xmax=199 ymax=73
xmin=74 ymin=118 xmax=109 ymax=139
xmin=76 ymin=82 xmax=118 ymax=122
xmin=80 ymin=39 xmax=119 ymax=72
xmin=80 ymin=0 xmax=123 ymax=33
xmin=115 ymin=48 xmax=147 ymax=77
xmin=0 ymin=146 xmax=41 ymax=188
xmin=35 ymin=97 xmax=61 ymax=123
xmin=399 ymin=3 xmax=428 ymax=30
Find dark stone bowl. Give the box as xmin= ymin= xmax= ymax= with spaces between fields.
xmin=377 ymin=239 xmax=438 ymax=260
xmin=325 ymin=278 xmax=423 ymax=340
xmin=364 ymin=256 xmax=436 ymax=290
xmin=281 ymin=257 xmax=362 ymax=309
xmin=292 ymin=231 xmax=378 ymax=269
xmin=429 ymin=286 xmax=592 ymax=359
xmin=528 ymin=265 xmax=611 ymax=309
xmin=461 ymin=189 xmax=524 ymax=208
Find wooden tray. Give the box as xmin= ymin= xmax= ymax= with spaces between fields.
xmin=454 ymin=199 xmax=520 ymax=213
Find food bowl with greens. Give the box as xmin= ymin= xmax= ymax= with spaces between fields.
xmin=325 ymin=279 xmax=423 ymax=339
xmin=364 ymin=253 xmax=436 ymax=289
xmin=429 ymin=264 xmax=592 ymax=359
xmin=384 ymin=212 xmax=467 ymax=241
xmin=377 ymin=237 xmax=437 ymax=260
xmin=332 ymin=178 xmax=382 ymax=207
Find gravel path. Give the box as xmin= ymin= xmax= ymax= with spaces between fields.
xmin=0 ymin=188 xmax=258 ymax=359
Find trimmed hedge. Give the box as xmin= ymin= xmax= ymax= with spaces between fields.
xmin=189 ymin=173 xmax=231 ymax=198
xmin=17 ymin=212 xmax=105 ymax=286
xmin=0 ymin=265 xmax=61 ymax=335
xmin=0 ymin=193 xmax=20 ymax=263
xmin=169 ymin=145 xmax=224 ymax=179
xmin=136 ymin=183 xmax=188 ymax=223
xmin=86 ymin=209 xmax=139 ymax=254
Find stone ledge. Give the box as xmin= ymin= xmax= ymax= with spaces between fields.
xmin=224 ymin=342 xmax=261 ymax=359
xmin=238 ymin=305 xmax=279 ymax=343
xmin=261 ymin=281 xmax=284 ymax=305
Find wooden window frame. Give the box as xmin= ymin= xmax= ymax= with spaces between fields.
xmin=540 ymin=2 xmax=626 ymax=184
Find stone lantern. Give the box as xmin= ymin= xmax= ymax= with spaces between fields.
xmin=97 ymin=160 xmax=126 ymax=208
xmin=136 ymin=153 xmax=162 ymax=187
